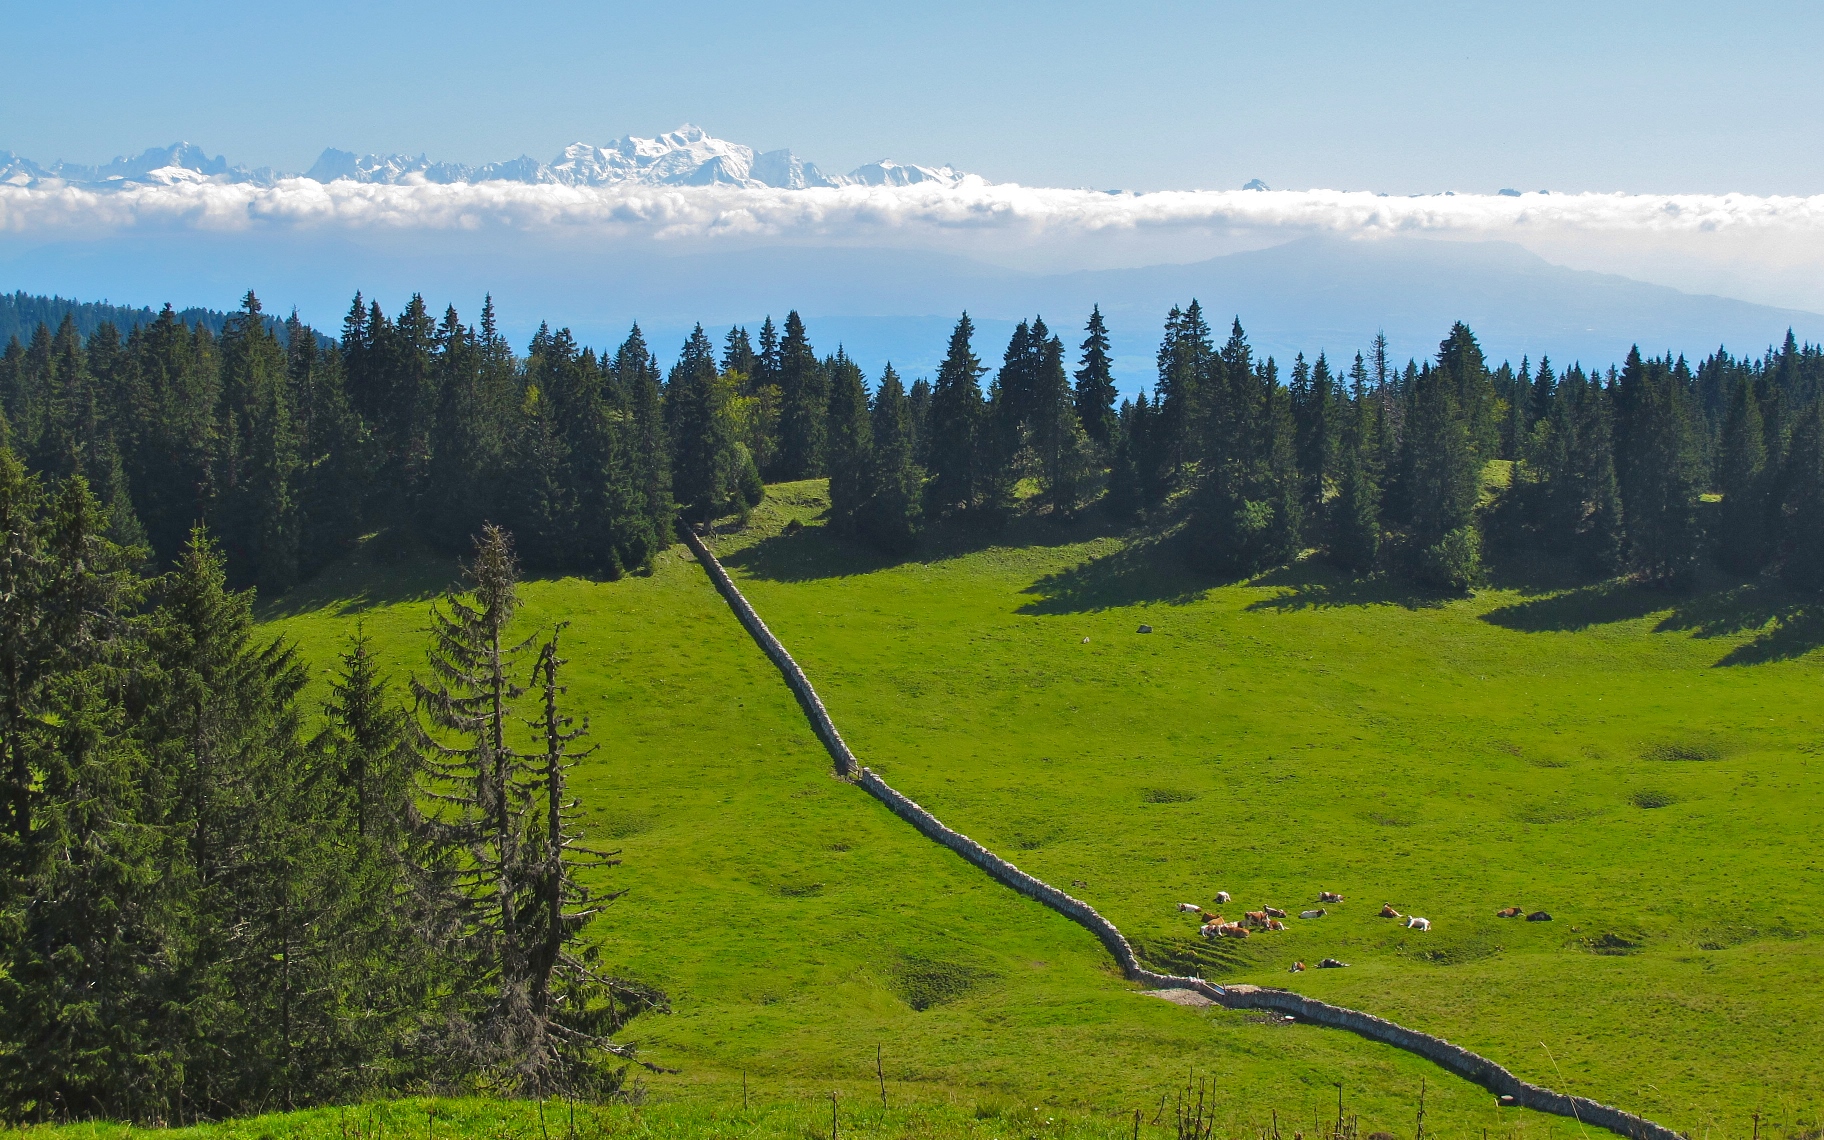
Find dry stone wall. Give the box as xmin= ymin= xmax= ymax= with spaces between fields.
xmin=683 ymin=530 xmax=1680 ymax=1140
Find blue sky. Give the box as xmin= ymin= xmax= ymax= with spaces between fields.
xmin=6 ymin=0 xmax=1822 ymax=195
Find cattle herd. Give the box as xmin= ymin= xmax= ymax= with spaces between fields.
xmin=1176 ymin=892 xmax=1558 ymax=973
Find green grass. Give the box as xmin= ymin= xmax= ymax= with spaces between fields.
xmin=237 ymin=481 xmax=1824 ymax=1140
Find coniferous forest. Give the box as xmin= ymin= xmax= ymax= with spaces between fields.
xmin=2 ymin=286 xmax=1823 ymax=1122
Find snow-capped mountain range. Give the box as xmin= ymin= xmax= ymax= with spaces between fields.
xmin=0 ymin=125 xmax=968 ymax=191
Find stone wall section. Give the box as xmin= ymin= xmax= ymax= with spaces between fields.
xmin=684 ymin=530 xmax=1679 ymax=1140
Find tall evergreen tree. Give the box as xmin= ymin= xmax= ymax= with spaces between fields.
xmin=1616 ymin=348 xmax=1704 ymax=585
xmin=823 ymin=350 xmax=873 ymax=534
xmin=862 ymin=365 xmax=923 ymax=554
xmin=776 ymin=312 xmax=826 ymax=480
xmin=925 ymin=314 xmax=986 ymax=515
xmin=1716 ymin=374 xmax=1769 ymax=574
xmin=666 ymin=326 xmax=740 ymax=524
xmin=1031 ymin=325 xmax=1095 ymax=516
xmin=1072 ymin=305 xmax=1119 ymax=449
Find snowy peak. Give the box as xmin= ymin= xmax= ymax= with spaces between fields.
xmin=7 ymin=142 xmax=279 ymax=188
xmin=0 ymin=128 xmax=970 ymax=190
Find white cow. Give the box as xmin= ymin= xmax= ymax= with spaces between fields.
xmin=1405 ymin=916 xmax=1431 ymax=932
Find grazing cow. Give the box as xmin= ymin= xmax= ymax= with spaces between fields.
xmin=1319 ymin=891 xmax=1344 ymax=903
xmin=1316 ymin=957 xmax=1349 ymax=968
xmin=1405 ymin=916 xmax=1431 ymax=932
xmin=1299 ymin=908 xmax=1327 ymax=919
xmin=1526 ymin=911 xmax=1553 ymax=922
xmin=1264 ymin=906 xmax=1288 ymax=918
xmin=1496 ymin=907 xmax=1523 ymax=918
xmin=1379 ymin=903 xmax=1401 ymax=918
xmin=1178 ymin=903 xmax=1203 ymax=913
xmin=1214 ymin=890 xmax=1232 ymax=904
xmin=1266 ymin=918 xmax=1286 ymax=931
xmin=1289 ymin=961 xmax=1307 ymax=973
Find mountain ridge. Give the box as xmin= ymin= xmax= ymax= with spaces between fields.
xmin=0 ymin=125 xmax=967 ymax=191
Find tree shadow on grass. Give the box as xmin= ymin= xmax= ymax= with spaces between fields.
xmin=258 ymin=531 xmax=459 ymax=621
xmin=1015 ymin=528 xmax=1218 ymax=615
xmin=1479 ymin=572 xmax=1824 ymax=665
xmin=724 ymin=501 xmax=1132 ymax=584
xmin=1478 ymin=579 xmax=1670 ymax=633
xmin=1655 ymin=582 xmax=1824 ymax=666
xmin=1242 ymin=560 xmax=1455 ymax=613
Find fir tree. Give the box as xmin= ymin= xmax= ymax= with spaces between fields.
xmin=1032 ymin=326 xmax=1096 ymax=516
xmin=1716 ymin=374 xmax=1769 ymax=573
xmin=776 ymin=312 xmax=826 ymax=479
xmin=824 ymin=350 xmax=873 ymax=534
xmin=862 ymin=365 xmax=923 ymax=554
xmin=1616 ymin=349 xmax=1704 ymax=585
xmin=925 ymin=314 xmax=986 ymax=515
xmin=666 ymin=326 xmax=739 ymax=524
xmin=1072 ymin=305 xmax=1118 ymax=449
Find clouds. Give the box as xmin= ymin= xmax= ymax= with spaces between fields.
xmin=6 ymin=176 xmax=1824 ymax=241
xmin=4 ymin=177 xmax=1824 ymax=315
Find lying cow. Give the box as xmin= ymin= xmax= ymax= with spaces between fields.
xmin=1264 ymin=906 xmax=1288 ymax=918
xmin=1299 ymin=908 xmax=1327 ymax=919
xmin=1319 ymin=891 xmax=1344 ymax=903
xmin=1214 ymin=890 xmax=1231 ymax=904
xmin=1495 ymin=907 xmax=1523 ymax=918
xmin=1243 ymin=910 xmax=1271 ymax=928
xmin=1201 ymin=922 xmax=1248 ymax=939
xmin=1405 ymin=916 xmax=1431 ymax=932
xmin=1265 ymin=918 xmax=1286 ymax=931
xmin=1178 ymin=903 xmax=1203 ymax=914
xmin=1379 ymin=903 xmax=1401 ymax=918
xmin=1289 ymin=961 xmax=1306 ymax=973
xmin=1315 ymin=957 xmax=1349 ymax=968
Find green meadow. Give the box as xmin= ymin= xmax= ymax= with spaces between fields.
xmin=235 ymin=480 xmax=1824 ymax=1140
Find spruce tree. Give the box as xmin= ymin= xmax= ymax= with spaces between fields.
xmin=1073 ymin=305 xmax=1118 ymax=449
xmin=1716 ymin=374 xmax=1769 ymax=574
xmin=1397 ymin=363 xmax=1482 ymax=589
xmin=863 ymin=365 xmax=923 ymax=554
xmin=925 ymin=314 xmax=986 ymax=515
xmin=1780 ymin=398 xmax=1824 ymax=590
xmin=666 ymin=326 xmax=739 ymax=524
xmin=1155 ymin=301 xmax=1213 ymax=478
xmin=824 ymin=350 xmax=873 ymax=533
xmin=613 ymin=325 xmax=674 ymax=559
xmin=1032 ymin=327 xmax=1096 ymax=516
xmin=1616 ymin=349 xmax=1704 ymax=585
xmin=776 ymin=312 xmax=826 ymax=479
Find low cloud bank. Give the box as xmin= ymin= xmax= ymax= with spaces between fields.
xmin=4 ymin=177 xmax=1822 ymax=243
xmin=5 ymin=177 xmax=1821 ymax=315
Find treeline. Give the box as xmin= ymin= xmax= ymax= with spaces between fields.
xmin=0 ymin=486 xmax=658 ymax=1122
xmin=4 ymin=288 xmax=1821 ymax=596
xmin=0 ymin=290 xmax=308 ymax=351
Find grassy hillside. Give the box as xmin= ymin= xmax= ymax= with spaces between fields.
xmin=247 ymin=482 xmax=1824 ymax=1140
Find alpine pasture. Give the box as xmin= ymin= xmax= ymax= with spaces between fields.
xmin=243 ymin=479 xmax=1824 ymax=1140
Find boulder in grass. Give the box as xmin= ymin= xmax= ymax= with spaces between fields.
xmin=1137 ymin=624 xmax=1153 ymax=634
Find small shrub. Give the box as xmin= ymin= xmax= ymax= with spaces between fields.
xmin=1414 ymin=525 xmax=1482 ymax=592
xmin=1630 ymin=789 xmax=1679 ymax=809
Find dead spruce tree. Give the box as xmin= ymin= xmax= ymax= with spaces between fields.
xmin=520 ymin=624 xmax=662 ymax=1093
xmin=412 ymin=526 xmax=660 ymax=1095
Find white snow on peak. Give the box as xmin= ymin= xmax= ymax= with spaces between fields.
xmin=0 ymin=128 xmax=972 ymax=191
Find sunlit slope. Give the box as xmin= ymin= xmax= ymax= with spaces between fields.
xmin=711 ymin=481 xmax=1824 ymax=1135
xmin=257 ymin=529 xmax=1516 ymax=1137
